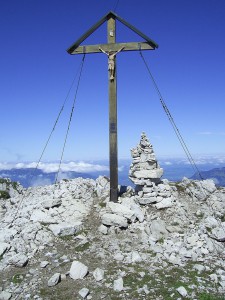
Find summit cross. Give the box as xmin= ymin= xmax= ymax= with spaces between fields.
xmin=67 ymin=11 xmax=158 ymax=202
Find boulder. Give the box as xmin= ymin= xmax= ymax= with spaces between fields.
xmin=93 ymin=268 xmax=104 ymax=281
xmin=176 ymin=286 xmax=188 ymax=297
xmin=69 ymin=261 xmax=88 ymax=280
xmin=47 ymin=273 xmax=61 ymax=287
xmin=8 ymin=253 xmax=28 ymax=267
xmin=0 ymin=291 xmax=12 ymax=300
xmin=78 ymin=288 xmax=89 ymax=299
xmin=150 ymin=219 xmax=168 ymax=240
xmin=106 ymin=202 xmax=135 ymax=220
xmin=113 ymin=277 xmax=123 ymax=291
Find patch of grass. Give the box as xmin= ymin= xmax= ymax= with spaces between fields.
xmin=220 ymin=215 xmax=225 ymax=222
xmin=0 ymin=190 xmax=10 ymax=199
xmin=12 ymin=273 xmax=24 ymax=284
xmin=99 ymin=201 xmax=106 ymax=208
xmin=198 ymin=293 xmax=225 ymax=300
xmin=0 ymin=178 xmax=20 ymax=194
xmin=171 ymin=221 xmax=180 ymax=226
xmin=59 ymin=235 xmax=74 ymax=241
xmin=74 ymin=229 xmax=88 ymax=236
xmin=171 ymin=182 xmax=186 ymax=193
xmin=75 ymin=242 xmax=90 ymax=252
xmin=157 ymin=237 xmax=164 ymax=244
xmin=39 ymin=288 xmax=48 ymax=297
xmin=197 ymin=212 xmax=205 ymax=218
xmin=206 ymin=227 xmax=212 ymax=233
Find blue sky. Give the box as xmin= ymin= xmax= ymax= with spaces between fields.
xmin=1 ymin=0 xmax=225 ymax=165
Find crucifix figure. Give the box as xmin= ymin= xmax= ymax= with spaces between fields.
xmin=99 ymin=47 xmax=124 ymax=80
xmin=67 ymin=11 xmax=158 ymax=202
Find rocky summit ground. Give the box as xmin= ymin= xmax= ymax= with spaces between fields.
xmin=1 ymin=176 xmax=225 ymax=300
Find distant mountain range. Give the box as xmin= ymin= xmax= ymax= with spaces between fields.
xmin=0 ymin=168 xmax=96 ymax=188
xmin=0 ymin=164 xmax=225 ymax=188
xmin=191 ymin=167 xmax=225 ymax=187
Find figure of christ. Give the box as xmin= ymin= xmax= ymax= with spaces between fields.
xmin=99 ymin=47 xmax=124 ymax=80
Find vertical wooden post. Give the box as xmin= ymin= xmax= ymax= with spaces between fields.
xmin=108 ymin=16 xmax=118 ymax=202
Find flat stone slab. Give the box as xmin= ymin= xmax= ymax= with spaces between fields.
xmin=133 ymin=169 xmax=163 ymax=179
xmin=42 ymin=198 xmax=62 ymax=209
xmin=155 ymin=198 xmax=173 ymax=209
xmin=101 ymin=213 xmax=128 ymax=228
xmin=48 ymin=222 xmax=82 ymax=236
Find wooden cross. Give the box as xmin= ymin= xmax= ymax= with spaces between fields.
xmin=67 ymin=11 xmax=158 ymax=202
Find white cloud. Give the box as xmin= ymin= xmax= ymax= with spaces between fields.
xmin=0 ymin=161 xmax=109 ymax=173
xmin=163 ymin=161 xmax=173 ymax=165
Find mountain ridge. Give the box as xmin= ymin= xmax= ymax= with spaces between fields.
xmin=191 ymin=167 xmax=225 ymax=186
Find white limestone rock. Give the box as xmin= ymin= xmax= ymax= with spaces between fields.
xmin=150 ymin=219 xmax=168 ymax=240
xmin=155 ymin=197 xmax=173 ymax=209
xmin=48 ymin=222 xmax=82 ymax=236
xmin=98 ymin=224 xmax=108 ymax=235
xmin=47 ymin=273 xmax=61 ymax=287
xmin=176 ymin=286 xmax=188 ymax=297
xmin=69 ymin=261 xmax=88 ymax=280
xmin=204 ymin=216 xmax=218 ymax=229
xmin=42 ymin=198 xmax=62 ymax=209
xmin=193 ymin=264 xmax=205 ymax=274
xmin=106 ymin=202 xmax=135 ymax=220
xmin=101 ymin=213 xmax=128 ymax=228
xmin=133 ymin=169 xmax=163 ymax=179
xmin=0 ymin=291 xmax=12 ymax=300
xmin=114 ymin=252 xmax=124 ymax=261
xmin=139 ymin=197 xmax=157 ymax=205
xmin=130 ymin=203 xmax=145 ymax=222
xmin=200 ymin=179 xmax=217 ymax=193
xmin=78 ymin=288 xmax=90 ymax=299
xmin=113 ymin=277 xmax=123 ymax=291
xmin=93 ymin=268 xmax=104 ymax=281
xmin=0 ymin=228 xmax=17 ymax=243
xmin=0 ymin=242 xmax=10 ymax=256
xmin=131 ymin=251 xmax=142 ymax=263
xmin=209 ymin=273 xmax=218 ymax=283
xmin=40 ymin=261 xmax=49 ymax=268
xmin=8 ymin=253 xmax=28 ymax=267
xmin=30 ymin=210 xmax=56 ymax=224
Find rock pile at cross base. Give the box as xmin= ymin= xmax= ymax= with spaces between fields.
xmin=1 ymin=176 xmax=225 ymax=299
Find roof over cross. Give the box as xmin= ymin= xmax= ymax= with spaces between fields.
xmin=67 ymin=11 xmax=158 ymax=202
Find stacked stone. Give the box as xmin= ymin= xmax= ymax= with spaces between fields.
xmin=129 ymin=132 xmax=163 ymax=186
xmin=129 ymin=132 xmax=175 ymax=208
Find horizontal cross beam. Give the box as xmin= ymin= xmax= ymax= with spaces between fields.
xmin=68 ymin=42 xmax=155 ymax=55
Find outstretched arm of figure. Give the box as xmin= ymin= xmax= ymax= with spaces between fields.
xmin=99 ymin=47 xmax=108 ymax=55
xmin=111 ymin=47 xmax=124 ymax=58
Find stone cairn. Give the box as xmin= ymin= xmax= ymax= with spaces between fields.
xmin=129 ymin=132 xmax=175 ymax=208
xmin=129 ymin=132 xmax=163 ymax=185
